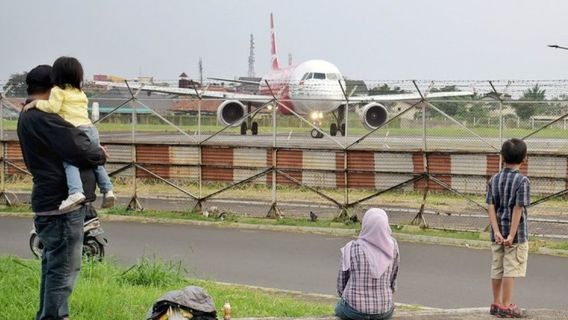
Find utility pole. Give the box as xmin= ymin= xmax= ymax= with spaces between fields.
xmin=248 ymin=34 xmax=256 ymax=78
xmin=198 ymin=57 xmax=203 ymax=85
xmin=288 ymin=53 xmax=293 ymax=66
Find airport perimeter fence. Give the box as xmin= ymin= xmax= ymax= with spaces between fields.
xmin=1 ymin=79 xmax=568 ymax=238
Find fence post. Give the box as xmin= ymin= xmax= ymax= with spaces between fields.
xmin=412 ymin=81 xmax=428 ymax=226
xmin=126 ymin=85 xmax=143 ymax=211
xmin=0 ymin=91 xmax=13 ymax=205
xmin=267 ymin=94 xmax=282 ymax=218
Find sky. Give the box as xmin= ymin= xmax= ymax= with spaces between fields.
xmin=1 ymin=0 xmax=568 ymax=82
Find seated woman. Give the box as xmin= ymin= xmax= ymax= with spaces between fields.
xmin=336 ymin=208 xmax=400 ymax=320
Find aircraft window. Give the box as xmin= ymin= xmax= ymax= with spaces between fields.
xmin=301 ymin=73 xmax=310 ymax=80
xmin=313 ymin=73 xmax=326 ymax=80
xmin=327 ymin=73 xmax=338 ymax=80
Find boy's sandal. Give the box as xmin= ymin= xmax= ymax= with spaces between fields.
xmin=490 ymin=304 xmax=500 ymax=315
xmin=498 ymin=304 xmax=528 ymax=318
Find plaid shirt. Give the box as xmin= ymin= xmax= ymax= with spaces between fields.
xmin=486 ymin=168 xmax=530 ymax=244
xmin=337 ymin=240 xmax=399 ymax=315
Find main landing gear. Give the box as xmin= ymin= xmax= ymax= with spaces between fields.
xmin=240 ymin=103 xmax=258 ymax=136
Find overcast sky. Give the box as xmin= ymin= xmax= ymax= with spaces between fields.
xmin=1 ymin=0 xmax=568 ymax=82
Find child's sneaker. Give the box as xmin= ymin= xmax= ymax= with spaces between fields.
xmin=490 ymin=304 xmax=500 ymax=316
xmin=59 ymin=193 xmax=86 ymax=211
xmin=101 ymin=191 xmax=116 ymax=209
xmin=498 ymin=304 xmax=528 ymax=318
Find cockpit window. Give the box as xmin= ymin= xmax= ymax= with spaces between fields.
xmin=301 ymin=73 xmax=311 ymax=80
xmin=313 ymin=73 xmax=326 ymax=80
xmin=327 ymin=73 xmax=339 ymax=80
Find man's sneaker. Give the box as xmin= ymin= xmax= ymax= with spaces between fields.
xmin=498 ymin=304 xmax=528 ymax=318
xmin=101 ymin=191 xmax=116 ymax=209
xmin=59 ymin=193 xmax=86 ymax=211
xmin=490 ymin=304 xmax=500 ymax=316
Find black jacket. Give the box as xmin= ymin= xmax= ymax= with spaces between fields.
xmin=17 ymin=109 xmax=106 ymax=213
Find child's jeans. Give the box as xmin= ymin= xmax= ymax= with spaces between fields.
xmin=64 ymin=125 xmax=112 ymax=195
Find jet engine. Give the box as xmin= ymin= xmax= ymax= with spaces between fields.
xmin=358 ymin=102 xmax=388 ymax=130
xmin=217 ymin=100 xmax=246 ymax=127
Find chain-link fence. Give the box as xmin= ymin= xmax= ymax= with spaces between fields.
xmin=1 ymin=79 xmax=567 ymax=238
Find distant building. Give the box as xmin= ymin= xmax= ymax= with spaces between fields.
xmin=178 ymin=72 xmax=200 ymax=89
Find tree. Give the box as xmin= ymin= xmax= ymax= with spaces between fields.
xmin=368 ymin=84 xmax=408 ymax=95
xmin=429 ymin=85 xmax=463 ymax=117
xmin=513 ymin=84 xmax=546 ymax=120
xmin=2 ymin=72 xmax=28 ymax=97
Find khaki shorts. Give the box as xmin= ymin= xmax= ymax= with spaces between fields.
xmin=491 ymin=241 xmax=529 ymax=279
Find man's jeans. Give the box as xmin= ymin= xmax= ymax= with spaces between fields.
xmin=34 ymin=206 xmax=86 ymax=320
xmin=335 ymin=299 xmax=394 ymax=320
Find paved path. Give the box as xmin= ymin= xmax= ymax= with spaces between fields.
xmin=1 ymin=216 xmax=567 ymax=309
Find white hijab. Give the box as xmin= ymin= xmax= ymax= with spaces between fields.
xmin=340 ymin=208 xmax=395 ymax=279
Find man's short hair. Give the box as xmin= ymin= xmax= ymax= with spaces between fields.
xmin=501 ymin=138 xmax=527 ymax=165
xmin=26 ymin=65 xmax=53 ymax=95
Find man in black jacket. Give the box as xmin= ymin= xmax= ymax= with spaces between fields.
xmin=17 ymin=65 xmax=106 ymax=320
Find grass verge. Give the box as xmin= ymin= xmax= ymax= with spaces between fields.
xmin=0 ymin=256 xmax=335 ymax=319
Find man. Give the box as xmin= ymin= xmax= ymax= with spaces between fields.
xmin=17 ymin=65 xmax=106 ymax=320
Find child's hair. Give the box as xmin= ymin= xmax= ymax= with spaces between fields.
xmin=52 ymin=56 xmax=84 ymax=90
xmin=501 ymin=138 xmax=527 ymax=164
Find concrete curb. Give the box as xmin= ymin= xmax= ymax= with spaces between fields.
xmin=2 ymin=211 xmax=567 ymax=257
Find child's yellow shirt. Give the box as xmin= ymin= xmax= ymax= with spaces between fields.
xmin=36 ymin=86 xmax=92 ymax=127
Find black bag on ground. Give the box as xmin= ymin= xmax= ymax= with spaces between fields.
xmin=146 ymin=286 xmax=217 ymax=320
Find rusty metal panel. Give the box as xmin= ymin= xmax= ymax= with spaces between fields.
xmin=106 ymin=145 xmax=134 ymax=163
xmin=137 ymin=145 xmax=170 ymax=164
xmin=347 ymin=151 xmax=374 ymax=171
xmin=451 ymin=154 xmax=487 ymax=176
xmin=6 ymin=142 xmax=23 ymax=160
xmin=171 ymin=146 xmax=200 ymax=165
xmin=137 ymin=164 xmax=170 ymax=179
xmin=302 ymin=170 xmax=336 ymax=188
xmin=347 ymin=172 xmax=375 ymax=188
xmin=202 ymin=146 xmax=233 ymax=166
xmin=233 ymin=168 xmax=267 ymax=184
xmin=202 ymin=167 xmax=233 ymax=182
xmin=234 ymin=148 xmax=267 ymax=168
xmin=276 ymin=149 xmax=303 ymax=169
xmin=486 ymin=154 xmax=500 ymax=175
xmin=451 ymin=176 xmax=487 ymax=194
xmin=170 ymin=165 xmax=199 ymax=180
xmin=375 ymin=173 xmax=414 ymax=191
xmin=375 ymin=153 xmax=414 ymax=173
xmin=302 ymin=151 xmax=336 ymax=171
xmin=428 ymin=154 xmax=451 ymax=174
xmin=528 ymin=156 xmax=567 ymax=179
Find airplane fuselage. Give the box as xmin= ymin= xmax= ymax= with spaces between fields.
xmin=258 ymin=59 xmax=346 ymax=119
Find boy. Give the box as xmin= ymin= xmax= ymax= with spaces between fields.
xmin=486 ymin=138 xmax=530 ymax=318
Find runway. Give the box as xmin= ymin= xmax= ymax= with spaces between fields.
xmin=97 ymin=132 xmax=568 ymax=153
xmin=2 ymin=130 xmax=566 ymax=152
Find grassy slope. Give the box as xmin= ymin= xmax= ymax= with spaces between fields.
xmin=0 ymin=256 xmax=334 ymax=320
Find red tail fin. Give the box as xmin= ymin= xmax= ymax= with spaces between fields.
xmin=270 ymin=13 xmax=280 ymax=70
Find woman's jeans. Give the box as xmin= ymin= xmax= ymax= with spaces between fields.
xmin=64 ymin=125 xmax=112 ymax=194
xmin=34 ymin=206 xmax=86 ymax=320
xmin=335 ymin=299 xmax=394 ymax=320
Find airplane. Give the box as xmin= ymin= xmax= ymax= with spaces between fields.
xmin=96 ymin=13 xmax=472 ymax=139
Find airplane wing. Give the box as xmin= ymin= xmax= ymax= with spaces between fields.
xmin=94 ymin=81 xmax=273 ymax=104
xmin=349 ymin=91 xmax=473 ymax=103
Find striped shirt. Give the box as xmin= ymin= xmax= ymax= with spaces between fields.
xmin=336 ymin=240 xmax=399 ymax=315
xmin=486 ymin=167 xmax=530 ymax=244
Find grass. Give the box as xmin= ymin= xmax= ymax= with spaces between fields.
xmin=3 ymin=118 xmax=568 ymax=138
xmin=0 ymin=256 xmax=335 ymax=320
xmin=6 ymin=176 xmax=568 ymax=217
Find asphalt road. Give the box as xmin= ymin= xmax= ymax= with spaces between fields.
xmin=1 ymin=216 xmax=567 ymax=309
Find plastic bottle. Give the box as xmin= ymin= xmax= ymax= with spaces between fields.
xmin=223 ymin=301 xmax=231 ymax=320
